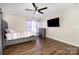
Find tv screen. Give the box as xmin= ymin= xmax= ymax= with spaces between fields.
xmin=47 ymin=17 xmax=60 ymax=27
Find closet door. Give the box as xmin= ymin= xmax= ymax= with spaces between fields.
xmin=0 ymin=9 xmax=2 ymax=54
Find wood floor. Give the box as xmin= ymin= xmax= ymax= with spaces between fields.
xmin=3 ymin=37 xmax=79 ymax=55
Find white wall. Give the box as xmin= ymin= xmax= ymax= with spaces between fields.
xmin=3 ymin=14 xmax=41 ymax=32
xmin=4 ymin=14 xmax=27 ymax=32
xmin=41 ymin=4 xmax=79 ymax=47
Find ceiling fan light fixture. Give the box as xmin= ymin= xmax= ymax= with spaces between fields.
xmin=35 ymin=11 xmax=39 ymax=14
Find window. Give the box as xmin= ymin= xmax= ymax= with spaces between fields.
xmin=27 ymin=20 xmax=40 ymax=36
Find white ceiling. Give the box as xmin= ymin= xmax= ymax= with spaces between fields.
xmin=0 ymin=3 xmax=78 ymax=19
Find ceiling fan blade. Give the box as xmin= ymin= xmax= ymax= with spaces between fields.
xmin=25 ymin=9 xmax=34 ymax=11
xmin=32 ymin=3 xmax=37 ymax=9
xmin=38 ymin=7 xmax=47 ymax=11
xmin=38 ymin=11 xmax=44 ymax=14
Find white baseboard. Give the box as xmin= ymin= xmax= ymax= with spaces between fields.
xmin=47 ymin=37 xmax=79 ymax=47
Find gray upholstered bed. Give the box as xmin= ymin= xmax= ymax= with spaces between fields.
xmin=2 ymin=20 xmax=35 ymax=47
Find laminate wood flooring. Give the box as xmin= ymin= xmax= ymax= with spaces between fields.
xmin=3 ymin=37 xmax=79 ymax=55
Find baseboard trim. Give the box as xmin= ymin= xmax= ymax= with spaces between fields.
xmin=46 ymin=37 xmax=79 ymax=47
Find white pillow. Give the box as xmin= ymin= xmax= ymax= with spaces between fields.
xmin=5 ymin=29 xmax=15 ymax=33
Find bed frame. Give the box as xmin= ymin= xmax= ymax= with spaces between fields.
xmin=2 ymin=20 xmax=35 ymax=47
xmin=4 ymin=36 xmax=35 ymax=46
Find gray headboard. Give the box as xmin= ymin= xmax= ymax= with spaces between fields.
xmin=2 ymin=20 xmax=8 ymax=38
xmin=2 ymin=20 xmax=8 ymax=30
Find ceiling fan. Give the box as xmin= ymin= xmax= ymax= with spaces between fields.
xmin=25 ymin=3 xmax=48 ymax=14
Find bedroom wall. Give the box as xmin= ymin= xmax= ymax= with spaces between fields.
xmin=3 ymin=14 xmax=27 ymax=32
xmin=41 ymin=4 xmax=79 ymax=47
xmin=3 ymin=14 xmax=41 ymax=32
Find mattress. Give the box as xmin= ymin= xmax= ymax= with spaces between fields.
xmin=6 ymin=31 xmax=35 ymax=40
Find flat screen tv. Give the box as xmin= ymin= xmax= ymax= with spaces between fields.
xmin=47 ymin=17 xmax=60 ymax=27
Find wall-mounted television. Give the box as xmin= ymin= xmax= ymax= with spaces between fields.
xmin=47 ymin=17 xmax=60 ymax=27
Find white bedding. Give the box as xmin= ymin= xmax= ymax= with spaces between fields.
xmin=6 ymin=31 xmax=35 ymax=40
